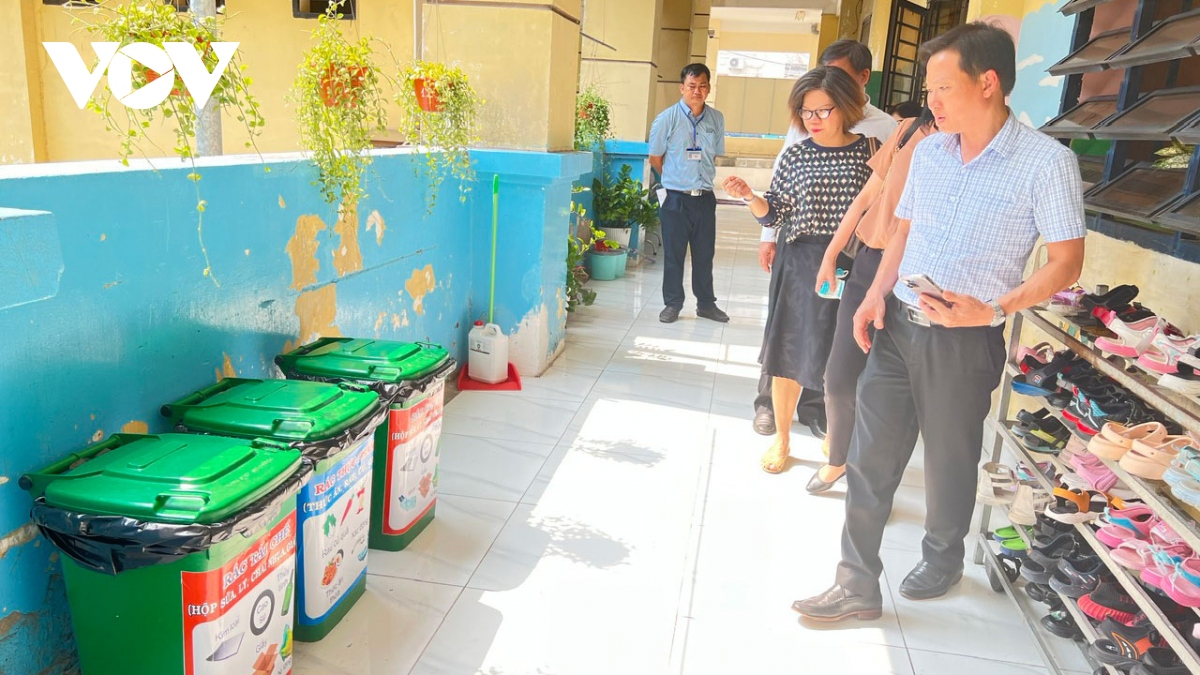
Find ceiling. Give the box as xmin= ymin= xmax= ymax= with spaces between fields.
xmin=709 ymin=5 xmax=832 ymax=33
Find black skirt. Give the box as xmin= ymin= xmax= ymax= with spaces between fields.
xmin=759 ymin=232 xmax=839 ymax=391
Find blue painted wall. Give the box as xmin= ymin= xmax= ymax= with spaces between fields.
xmin=1010 ymin=0 xmax=1074 ymax=129
xmin=0 ymin=147 xmax=588 ymax=673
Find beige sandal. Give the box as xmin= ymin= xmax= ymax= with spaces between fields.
xmin=761 ymin=442 xmax=790 ymax=474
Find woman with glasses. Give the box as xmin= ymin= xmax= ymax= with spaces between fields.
xmin=806 ymin=107 xmax=936 ymax=493
xmin=723 ymin=66 xmax=877 ymax=474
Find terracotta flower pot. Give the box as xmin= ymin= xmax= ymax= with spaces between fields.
xmin=320 ymin=64 xmax=367 ymax=108
xmin=413 ymin=78 xmax=444 ymax=113
xmin=143 ymin=67 xmax=184 ymax=97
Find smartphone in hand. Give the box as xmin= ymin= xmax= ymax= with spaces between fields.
xmin=900 ymin=274 xmax=950 ymax=304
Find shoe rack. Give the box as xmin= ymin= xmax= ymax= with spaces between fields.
xmin=975 ymin=307 xmax=1200 ymax=675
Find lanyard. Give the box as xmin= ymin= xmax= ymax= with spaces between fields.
xmin=679 ymin=102 xmax=705 ymax=148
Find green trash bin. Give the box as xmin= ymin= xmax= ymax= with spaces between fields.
xmin=162 ymin=377 xmax=387 ymax=643
xmin=20 ymin=433 xmax=306 ymax=675
xmin=275 ymin=338 xmax=455 ymax=552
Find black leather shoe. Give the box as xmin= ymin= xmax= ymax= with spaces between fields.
xmin=804 ymin=416 xmax=827 ymax=440
xmin=806 ymin=466 xmax=845 ymax=494
xmin=696 ymin=306 xmax=730 ymax=323
xmin=792 ymin=585 xmax=883 ymax=622
xmin=752 ymin=411 xmax=775 ymax=435
xmin=659 ymin=306 xmax=681 ymax=323
xmin=899 ymin=561 xmax=963 ymax=600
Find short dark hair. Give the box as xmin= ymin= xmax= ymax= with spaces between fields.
xmin=888 ymin=100 xmax=925 ymax=118
xmin=680 ymin=63 xmax=711 ymax=83
xmin=788 ymin=66 xmax=866 ymax=133
xmin=918 ymin=22 xmax=1016 ymax=95
xmin=819 ymin=40 xmax=872 ymax=73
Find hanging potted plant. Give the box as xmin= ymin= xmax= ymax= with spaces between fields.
xmin=396 ymin=60 xmax=482 ymax=212
xmin=291 ymin=1 xmax=388 ymax=206
xmin=592 ymin=164 xmax=657 ymax=249
xmin=575 ymin=87 xmax=613 ymax=152
xmin=73 ymin=1 xmax=265 ymax=286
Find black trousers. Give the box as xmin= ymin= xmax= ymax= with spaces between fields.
xmin=823 ymin=246 xmax=883 ymax=467
xmin=836 ymin=295 xmax=1005 ymax=599
xmin=659 ymin=190 xmax=717 ymax=309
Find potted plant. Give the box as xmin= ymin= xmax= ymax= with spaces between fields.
xmin=592 ymin=164 xmax=658 ymax=249
xmin=74 ymin=0 xmax=265 ymax=286
xmin=567 ymin=198 xmax=599 ymax=311
xmin=575 ymin=87 xmax=612 ymax=152
xmin=396 ymin=60 xmax=482 ymax=212
xmin=291 ymin=1 xmax=388 ymax=206
xmin=585 ymin=238 xmax=628 ymax=281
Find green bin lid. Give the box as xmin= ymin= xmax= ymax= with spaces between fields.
xmin=35 ymin=433 xmax=300 ymax=524
xmin=162 ymin=378 xmax=380 ymax=442
xmin=276 ymin=337 xmax=449 ymax=383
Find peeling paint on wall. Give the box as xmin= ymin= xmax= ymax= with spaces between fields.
xmin=508 ymin=303 xmax=551 ymax=377
xmin=374 ymin=311 xmax=387 ymax=336
xmin=215 ymin=353 xmax=237 ymax=382
xmin=90 ymin=430 xmax=103 ymax=442
xmin=278 ymin=195 xmax=287 ymax=209
xmin=295 ymin=285 xmax=341 ymax=343
xmin=332 ymin=203 xmax=363 ymax=277
xmin=287 ymin=214 xmax=326 ymax=290
xmin=405 ymin=265 xmax=436 ymax=315
xmin=120 ymin=420 xmax=148 ymax=434
xmin=366 ymin=210 xmax=386 ymax=246
xmin=391 ymin=313 xmax=402 ymax=329
xmin=0 ymin=524 xmax=36 ymax=560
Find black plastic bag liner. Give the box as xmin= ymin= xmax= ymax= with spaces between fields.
xmin=165 ymin=390 xmax=390 ymax=466
xmin=277 ymin=357 xmax=457 ymax=404
xmin=29 ymin=463 xmax=311 ymax=575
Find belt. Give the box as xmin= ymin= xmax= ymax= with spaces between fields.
xmin=668 ymin=189 xmax=712 ymax=197
xmin=901 ymin=303 xmax=931 ymax=327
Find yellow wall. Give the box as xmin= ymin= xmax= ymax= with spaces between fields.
xmin=425 ymin=4 xmax=579 ymax=151
xmin=710 ymin=30 xmax=816 ymax=135
xmin=16 ymin=0 xmax=579 ymax=161
xmin=0 ymin=0 xmax=46 ymax=164
xmin=580 ymin=0 xmax=660 ymax=140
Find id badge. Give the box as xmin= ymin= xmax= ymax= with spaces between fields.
xmin=686 ymin=148 xmax=702 ymax=161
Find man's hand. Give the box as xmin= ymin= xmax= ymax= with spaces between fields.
xmin=854 ymin=291 xmax=887 ymax=353
xmin=758 ymin=242 xmax=776 ymax=273
xmin=919 ymin=291 xmax=994 ymax=327
xmin=722 ymin=176 xmax=753 ymax=200
xmin=814 ymin=257 xmax=838 ymax=295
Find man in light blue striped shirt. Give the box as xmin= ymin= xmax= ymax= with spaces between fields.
xmin=795 ymin=22 xmax=1086 ymax=623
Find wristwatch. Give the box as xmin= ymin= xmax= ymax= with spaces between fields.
xmin=988 ymin=300 xmax=1007 ymax=327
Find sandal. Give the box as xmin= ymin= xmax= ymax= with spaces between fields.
xmin=1096 ymin=315 xmax=1168 ymax=358
xmin=976 ymin=462 xmax=1019 ymax=505
xmin=1046 ymin=487 xmax=1111 ymax=524
xmin=1089 ymin=421 xmax=1168 ymax=460
xmin=1010 ymin=485 xmax=1053 ymax=526
xmin=760 ymin=441 xmax=789 ymax=474
xmin=1013 ymin=408 xmax=1055 ymax=437
xmin=1081 ymin=284 xmax=1139 ymax=312
xmin=1120 ymin=437 xmax=1192 ymax=480
xmin=1137 ymin=333 xmax=1200 ymax=375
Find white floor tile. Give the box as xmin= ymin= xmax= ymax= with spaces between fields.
xmin=441 ymin=392 xmax=579 ymax=444
xmin=369 ymin=494 xmax=517 ymax=587
xmin=908 ymin=650 xmax=1051 ymax=675
xmin=293 ymin=577 xmax=461 ymax=675
xmin=438 ymin=434 xmax=557 ymax=502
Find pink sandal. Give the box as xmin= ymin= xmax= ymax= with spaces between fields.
xmin=1137 ymin=333 xmax=1200 ymax=374
xmin=1096 ymin=315 xmax=1168 ymax=357
xmin=1088 ymin=421 xmax=1167 ymax=460
xmin=1120 ymin=437 xmax=1193 ymax=480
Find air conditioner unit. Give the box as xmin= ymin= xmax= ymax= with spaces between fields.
xmin=730 ymin=57 xmax=741 ymax=68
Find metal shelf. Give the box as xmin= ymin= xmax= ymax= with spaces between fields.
xmin=1057 ymin=594 xmax=1124 ymax=675
xmin=1021 ymin=307 xmax=1200 ymax=433
xmin=987 ymin=418 xmax=1200 ymax=670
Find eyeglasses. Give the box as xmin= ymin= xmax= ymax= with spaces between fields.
xmin=684 ymin=84 xmax=711 ymax=92
xmin=799 ymin=108 xmax=835 ymax=120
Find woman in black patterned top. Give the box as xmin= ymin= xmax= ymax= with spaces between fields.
xmin=723 ymin=66 xmax=876 ymax=474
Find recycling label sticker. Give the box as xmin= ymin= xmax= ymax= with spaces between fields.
xmin=296 ymin=438 xmax=372 ymax=625
xmin=182 ymin=512 xmax=296 ymax=675
xmin=383 ymin=382 xmax=445 ymax=535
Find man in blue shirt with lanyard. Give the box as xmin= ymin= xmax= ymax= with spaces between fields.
xmin=649 ymin=63 xmax=729 ymax=324
xmin=794 ymin=23 xmax=1086 ymax=621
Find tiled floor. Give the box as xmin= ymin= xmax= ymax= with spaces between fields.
xmin=295 ymin=206 xmax=1091 ymax=674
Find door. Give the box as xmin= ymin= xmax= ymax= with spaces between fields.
xmin=879 ymin=0 xmax=926 ymax=110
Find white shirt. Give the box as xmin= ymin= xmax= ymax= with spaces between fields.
xmin=760 ymin=101 xmax=898 ymax=242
